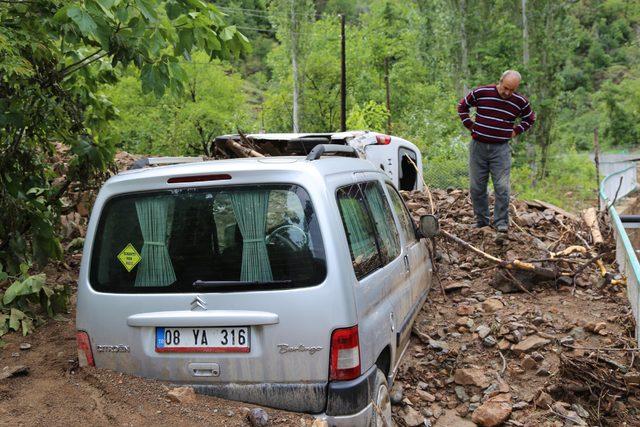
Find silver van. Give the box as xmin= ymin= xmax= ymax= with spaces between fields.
xmin=76 ymin=145 xmax=435 ymax=425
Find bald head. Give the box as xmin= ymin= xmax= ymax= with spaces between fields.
xmin=497 ymin=70 xmax=521 ymax=99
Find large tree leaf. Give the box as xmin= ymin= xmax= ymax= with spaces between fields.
xmin=135 ymin=0 xmax=158 ymax=22
xmin=8 ymin=308 xmax=25 ymax=332
xmin=219 ymin=25 xmax=236 ymax=42
xmin=67 ymin=6 xmax=98 ymax=37
xmin=2 ymin=273 xmax=46 ymax=305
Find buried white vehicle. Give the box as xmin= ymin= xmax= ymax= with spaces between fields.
xmin=215 ymin=130 xmax=425 ymax=192
xmin=76 ymin=145 xmax=436 ymax=425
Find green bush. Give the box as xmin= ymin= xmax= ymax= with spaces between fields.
xmin=0 ymin=263 xmax=70 ymax=342
xmin=512 ymin=152 xmax=596 ymax=210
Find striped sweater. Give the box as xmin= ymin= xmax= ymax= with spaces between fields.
xmin=457 ymin=85 xmax=535 ymax=143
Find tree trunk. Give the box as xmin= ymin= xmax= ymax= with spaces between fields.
xmin=385 ymin=57 xmax=391 ymax=133
xmin=521 ymin=0 xmax=536 ymax=179
xmin=521 ymin=0 xmax=529 ymax=66
xmin=459 ymin=0 xmax=469 ymax=95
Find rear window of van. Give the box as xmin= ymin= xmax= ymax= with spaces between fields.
xmin=89 ymin=184 xmax=327 ymax=293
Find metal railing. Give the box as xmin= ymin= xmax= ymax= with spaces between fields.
xmin=599 ymin=159 xmax=637 ymax=209
xmin=600 ymin=165 xmax=640 ymax=343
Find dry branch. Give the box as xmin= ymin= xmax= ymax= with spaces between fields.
xmin=440 ymin=229 xmax=557 ymax=281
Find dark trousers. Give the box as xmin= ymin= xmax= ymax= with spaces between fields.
xmin=468 ymin=139 xmax=511 ymax=228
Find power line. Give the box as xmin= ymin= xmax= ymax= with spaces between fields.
xmin=217 ymin=5 xmax=315 ymax=19
xmin=234 ymin=25 xmax=336 ymax=39
xmin=219 ymin=8 xmax=272 ymax=19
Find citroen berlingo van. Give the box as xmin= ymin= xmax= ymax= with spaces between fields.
xmin=76 ymin=145 xmax=436 ymax=426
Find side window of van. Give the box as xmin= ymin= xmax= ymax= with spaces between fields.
xmin=337 ymin=182 xmax=401 ymax=279
xmin=337 ymin=184 xmax=382 ymax=279
xmin=362 ymin=181 xmax=401 ymax=263
xmin=385 ymin=183 xmax=418 ymax=245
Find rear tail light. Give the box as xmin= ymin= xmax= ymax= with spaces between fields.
xmin=76 ymin=331 xmax=95 ymax=367
xmin=375 ymin=134 xmax=392 ymax=145
xmin=329 ymin=325 xmax=361 ymax=381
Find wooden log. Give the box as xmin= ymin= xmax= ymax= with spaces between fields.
xmin=221 ymin=139 xmax=265 ymax=158
xmin=582 ymin=207 xmax=604 ymax=245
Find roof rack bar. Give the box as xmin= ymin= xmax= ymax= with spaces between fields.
xmin=147 ymin=157 xmax=203 ymax=165
xmin=129 ymin=156 xmax=204 ymax=170
xmin=306 ymin=144 xmax=357 ymax=161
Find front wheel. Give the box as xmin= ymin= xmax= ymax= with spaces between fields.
xmin=371 ymin=369 xmax=392 ymax=427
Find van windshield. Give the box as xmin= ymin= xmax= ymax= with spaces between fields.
xmin=89 ymin=184 xmax=327 ymax=293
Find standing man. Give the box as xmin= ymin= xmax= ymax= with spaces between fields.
xmin=457 ymin=70 xmax=535 ymax=241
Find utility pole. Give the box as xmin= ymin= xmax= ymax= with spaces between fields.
xmin=340 ymin=13 xmax=346 ymax=132
xmin=291 ymin=0 xmax=300 ymax=133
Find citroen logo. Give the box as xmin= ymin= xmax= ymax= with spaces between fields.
xmin=191 ymin=296 xmax=206 ymax=311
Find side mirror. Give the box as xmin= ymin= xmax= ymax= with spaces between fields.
xmin=419 ymin=214 xmax=439 ymax=238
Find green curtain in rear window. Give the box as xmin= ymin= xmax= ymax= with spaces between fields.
xmin=134 ymin=197 xmax=176 ymax=287
xmin=230 ymin=190 xmax=273 ymax=282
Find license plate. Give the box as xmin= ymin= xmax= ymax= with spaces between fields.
xmin=155 ymin=327 xmax=250 ymax=353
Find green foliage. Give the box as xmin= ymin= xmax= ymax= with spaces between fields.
xmin=0 ymin=0 xmax=246 ymax=274
xmin=0 ymin=264 xmax=70 ymax=338
xmin=347 ymin=101 xmax=389 ymax=132
xmin=104 ymin=55 xmax=255 ymax=156
xmin=512 ymin=152 xmax=596 ymax=211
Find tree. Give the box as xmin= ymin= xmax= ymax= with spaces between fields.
xmin=0 ymin=0 xmax=248 ymax=273
xmin=104 ymin=55 xmax=255 ymax=157
xmin=525 ymin=0 xmax=573 ymax=181
xmin=268 ymin=0 xmax=315 ymax=132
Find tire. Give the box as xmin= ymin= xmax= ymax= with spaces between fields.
xmin=371 ymin=368 xmax=393 ymax=427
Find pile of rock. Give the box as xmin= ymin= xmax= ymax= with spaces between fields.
xmin=390 ymin=189 xmax=639 ymax=426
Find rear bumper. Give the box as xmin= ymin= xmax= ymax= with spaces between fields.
xmin=188 ymin=365 xmax=377 ymax=418
xmin=192 ymin=382 xmax=326 ymax=413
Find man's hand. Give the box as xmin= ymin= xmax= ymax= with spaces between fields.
xmin=511 ymin=130 xmax=516 ymax=138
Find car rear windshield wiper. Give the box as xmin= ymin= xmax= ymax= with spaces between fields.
xmin=192 ymin=280 xmax=293 ymax=291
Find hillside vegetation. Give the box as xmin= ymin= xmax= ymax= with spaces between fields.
xmin=1 ymin=0 xmax=640 ymax=335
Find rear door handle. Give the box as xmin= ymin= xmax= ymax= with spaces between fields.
xmin=403 ymin=255 xmax=410 ymax=273
xmin=189 ymin=363 xmax=220 ymax=377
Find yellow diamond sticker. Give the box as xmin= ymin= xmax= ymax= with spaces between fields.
xmin=117 ymin=243 xmax=141 ymax=272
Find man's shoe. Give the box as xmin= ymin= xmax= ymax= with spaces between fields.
xmin=476 ymin=222 xmax=490 ymax=229
xmin=495 ymin=226 xmax=508 ymax=244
